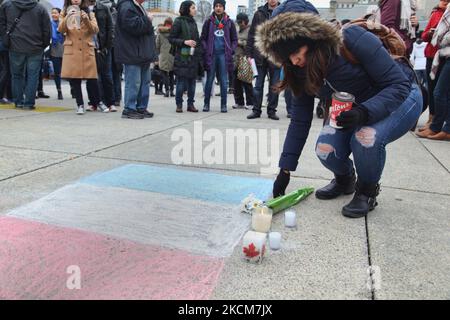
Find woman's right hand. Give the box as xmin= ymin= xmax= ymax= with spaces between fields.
xmin=184 ymin=40 xmax=196 ymax=48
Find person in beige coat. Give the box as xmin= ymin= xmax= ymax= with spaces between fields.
xmin=59 ymin=0 xmax=109 ymax=114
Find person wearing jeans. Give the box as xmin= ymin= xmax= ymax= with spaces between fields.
xmin=50 ymin=7 xmax=64 ymax=100
xmin=0 ymin=0 xmax=51 ymax=110
xmin=427 ymin=58 xmax=450 ymax=140
xmin=114 ymin=0 xmax=156 ymax=119
xmin=0 ymin=48 xmax=12 ymax=103
xmin=9 ymin=51 xmax=43 ymax=109
xmin=123 ymin=64 xmax=150 ymax=115
xmin=201 ymin=0 xmax=237 ymax=112
xmin=246 ymin=0 xmax=281 ymax=120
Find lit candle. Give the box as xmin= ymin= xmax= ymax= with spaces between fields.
xmin=284 ymin=210 xmax=297 ymax=228
xmin=269 ymin=232 xmax=281 ymax=250
xmin=251 ymin=206 xmax=272 ymax=233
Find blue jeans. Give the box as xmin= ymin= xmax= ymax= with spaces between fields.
xmin=204 ymin=54 xmax=228 ymax=109
xmin=175 ymin=76 xmax=196 ymax=107
xmin=253 ymin=64 xmax=280 ymax=115
xmin=50 ymin=56 xmax=62 ymax=90
xmin=316 ymin=85 xmax=422 ymax=184
xmin=430 ymin=58 xmax=450 ymax=134
xmin=123 ymin=64 xmax=150 ymax=112
xmin=9 ymin=51 xmax=43 ymax=108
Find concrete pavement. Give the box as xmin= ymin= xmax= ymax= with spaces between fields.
xmin=0 ymin=81 xmax=448 ymax=300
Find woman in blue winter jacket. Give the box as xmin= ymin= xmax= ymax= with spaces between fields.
xmin=256 ymin=12 xmax=422 ymax=218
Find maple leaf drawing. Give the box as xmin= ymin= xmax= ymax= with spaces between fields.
xmin=243 ymin=243 xmax=260 ymax=258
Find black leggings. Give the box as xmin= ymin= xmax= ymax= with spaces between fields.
xmin=69 ymin=79 xmax=100 ymax=107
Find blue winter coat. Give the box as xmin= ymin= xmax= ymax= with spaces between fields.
xmin=279 ymin=25 xmax=412 ymax=171
xmin=272 ymin=0 xmax=319 ymax=17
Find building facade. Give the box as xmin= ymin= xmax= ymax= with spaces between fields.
xmin=248 ymin=0 xmax=266 ymax=17
xmin=143 ymin=0 xmax=176 ymax=13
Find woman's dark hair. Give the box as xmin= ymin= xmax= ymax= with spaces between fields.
xmin=272 ymin=36 xmax=336 ymax=96
xmin=179 ymin=1 xmax=195 ymax=17
xmin=63 ymin=0 xmax=89 ymax=13
xmin=52 ymin=7 xmax=62 ymax=13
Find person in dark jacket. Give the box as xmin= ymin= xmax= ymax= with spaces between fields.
xmin=259 ymin=12 xmax=422 ymax=218
xmin=0 ymin=0 xmax=12 ymax=104
xmin=85 ymin=0 xmax=115 ymax=112
xmin=246 ymin=0 xmax=281 ymax=120
xmin=169 ymin=0 xmax=203 ymax=113
xmin=200 ymin=0 xmax=237 ymax=113
xmin=114 ymin=0 xmax=156 ymax=119
xmin=0 ymin=0 xmax=51 ymax=110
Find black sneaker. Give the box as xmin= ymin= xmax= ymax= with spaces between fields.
xmin=37 ymin=92 xmax=50 ymax=98
xmin=138 ymin=109 xmax=154 ymax=118
xmin=342 ymin=182 xmax=380 ymax=218
xmin=247 ymin=112 xmax=261 ymax=119
xmin=122 ymin=109 xmax=144 ymax=119
xmin=268 ymin=113 xmax=279 ymax=120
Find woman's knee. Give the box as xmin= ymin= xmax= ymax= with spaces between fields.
xmin=351 ymin=126 xmax=379 ymax=150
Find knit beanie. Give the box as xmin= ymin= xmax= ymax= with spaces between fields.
xmin=213 ymin=0 xmax=226 ymax=9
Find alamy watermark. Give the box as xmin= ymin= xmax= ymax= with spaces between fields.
xmin=66 ymin=265 xmax=81 ymax=290
xmin=170 ymin=121 xmax=280 ymax=175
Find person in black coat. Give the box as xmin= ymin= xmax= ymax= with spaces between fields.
xmin=114 ymin=0 xmax=156 ymax=119
xmin=246 ymin=0 xmax=281 ymax=120
xmin=86 ymin=0 xmax=115 ymax=111
xmin=169 ymin=0 xmax=203 ymax=113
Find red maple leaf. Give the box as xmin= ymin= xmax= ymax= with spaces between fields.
xmin=243 ymin=243 xmax=260 ymax=258
xmin=218 ymin=23 xmax=224 ymax=29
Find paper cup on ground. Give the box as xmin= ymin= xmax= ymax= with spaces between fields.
xmin=242 ymin=231 xmax=267 ymax=263
xmin=269 ymin=232 xmax=281 ymax=250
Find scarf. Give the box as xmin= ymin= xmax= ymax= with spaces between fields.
xmin=430 ymin=4 xmax=450 ymax=80
xmin=51 ymin=20 xmax=64 ymax=45
xmin=399 ymin=0 xmax=416 ymax=38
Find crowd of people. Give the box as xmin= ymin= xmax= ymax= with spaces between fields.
xmin=0 ymin=0 xmax=449 ymax=216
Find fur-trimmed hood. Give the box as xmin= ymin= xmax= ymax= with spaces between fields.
xmin=255 ymin=12 xmax=342 ymax=66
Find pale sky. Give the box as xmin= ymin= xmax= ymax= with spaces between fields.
xmin=175 ymin=0 xmax=331 ymax=19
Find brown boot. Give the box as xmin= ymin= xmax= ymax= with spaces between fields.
xmin=176 ymin=105 xmax=183 ymax=113
xmin=428 ymin=131 xmax=450 ymax=141
xmin=418 ymin=114 xmax=434 ymax=132
xmin=187 ymin=105 xmax=198 ymax=113
xmin=416 ymin=128 xmax=439 ymax=138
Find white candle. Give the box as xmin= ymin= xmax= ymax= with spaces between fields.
xmin=242 ymin=231 xmax=267 ymax=263
xmin=251 ymin=206 xmax=272 ymax=233
xmin=269 ymin=232 xmax=281 ymax=250
xmin=284 ymin=210 xmax=297 ymax=228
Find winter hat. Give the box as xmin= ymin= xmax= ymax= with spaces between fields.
xmin=213 ymin=0 xmax=226 ymax=9
xmin=272 ymin=0 xmax=319 ymax=18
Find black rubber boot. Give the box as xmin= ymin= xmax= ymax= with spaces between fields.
xmin=342 ymin=181 xmax=380 ymax=218
xmin=315 ymin=170 xmax=356 ymax=200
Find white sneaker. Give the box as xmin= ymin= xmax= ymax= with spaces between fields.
xmin=109 ymin=105 xmax=118 ymax=112
xmin=98 ymin=102 xmax=110 ymax=113
xmin=76 ymin=105 xmax=85 ymax=115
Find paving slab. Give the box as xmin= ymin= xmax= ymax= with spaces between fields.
xmin=419 ymin=139 xmax=450 ymax=172
xmin=0 ymin=146 xmax=76 ymax=181
xmin=367 ymin=189 xmax=450 ymax=300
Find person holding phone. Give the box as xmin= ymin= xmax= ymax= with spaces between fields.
xmin=59 ymin=0 xmax=107 ymax=115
